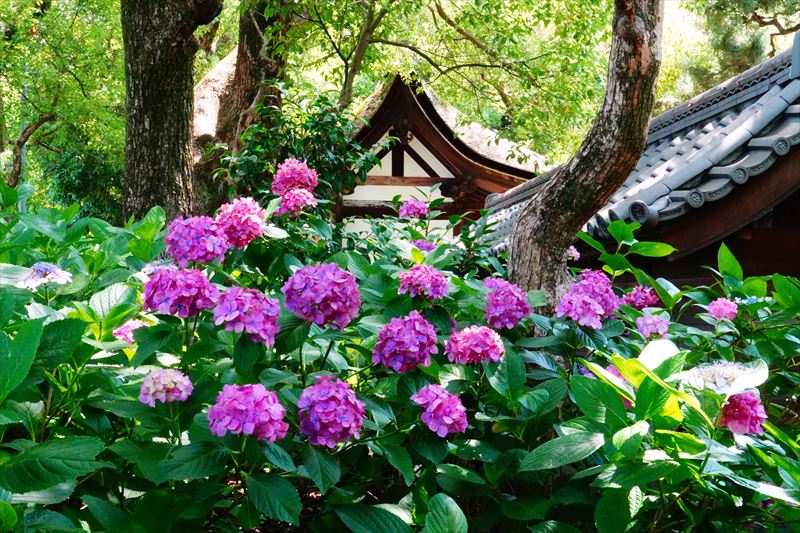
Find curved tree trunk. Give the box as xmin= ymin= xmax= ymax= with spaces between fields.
xmin=121 ymin=0 xmax=222 ymax=220
xmin=509 ymin=0 xmax=663 ymax=301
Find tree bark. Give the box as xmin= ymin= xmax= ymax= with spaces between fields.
xmin=121 ymin=0 xmax=222 ymax=220
xmin=509 ymin=0 xmax=663 ymax=300
xmin=6 ymin=112 xmax=56 ymax=187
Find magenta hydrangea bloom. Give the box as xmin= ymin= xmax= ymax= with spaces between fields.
xmin=398 ymin=265 xmax=448 ymax=300
xmin=411 ymin=384 xmax=468 ymax=438
xmin=398 ymin=199 xmax=429 ymax=218
xmin=17 ymin=262 xmax=72 ymax=289
xmin=113 ymin=319 xmax=149 ymax=345
xmin=275 ymin=188 xmax=318 ymax=218
xmin=622 ymin=285 xmax=661 ymax=310
xmin=139 ymin=368 xmax=193 ymax=407
xmin=208 ymin=384 xmax=289 ymax=442
xmin=272 ymin=157 xmax=318 ymax=196
xmin=413 ymin=239 xmax=437 ymax=252
xmin=213 ymin=287 xmax=281 ymax=346
xmin=565 ymin=246 xmax=580 ymax=261
xmin=281 ymin=263 xmax=361 ymax=329
xmin=636 ymin=315 xmax=669 ymax=338
xmin=720 ymin=391 xmax=767 ymax=435
xmin=446 ymin=326 xmax=505 ymax=364
xmin=708 ymin=297 xmax=738 ymax=320
xmin=372 ymin=311 xmax=438 ymax=372
xmin=484 ymin=278 xmax=531 ymax=329
xmin=165 ymin=216 xmax=230 ymax=266
xmin=605 ymin=365 xmax=633 ymax=409
xmin=555 ymin=269 xmax=620 ymax=329
xmin=298 ymin=376 xmax=366 ymax=448
xmin=215 ymin=197 xmax=266 ymax=248
xmin=143 ymin=267 xmax=220 ymax=318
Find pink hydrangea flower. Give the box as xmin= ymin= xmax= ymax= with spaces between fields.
xmin=281 ymin=263 xmax=361 ymax=329
xmin=272 ymin=158 xmax=318 ymax=196
xmin=213 ymin=287 xmax=281 ymax=346
xmin=622 ymin=285 xmax=661 ymax=310
xmin=413 ymin=239 xmax=437 ymax=252
xmin=139 ymin=368 xmax=193 ymax=407
xmin=555 ymin=269 xmax=620 ymax=329
xmin=445 ymin=326 xmax=505 ymax=364
xmin=565 ymin=246 xmax=580 ymax=261
xmin=17 ymin=262 xmax=72 ymax=289
xmin=298 ymin=376 xmax=365 ymax=448
xmin=372 ymin=311 xmax=438 ymax=372
xmin=720 ymin=391 xmax=767 ymax=435
xmin=708 ymin=297 xmax=738 ymax=320
xmin=484 ymin=278 xmax=531 ymax=329
xmin=275 ymin=188 xmax=317 ymax=217
xmin=143 ymin=267 xmax=220 ymax=318
xmin=636 ymin=315 xmax=669 ymax=338
xmin=165 ymin=216 xmax=230 ymax=266
xmin=113 ymin=319 xmax=149 ymax=345
xmin=215 ymin=197 xmax=266 ymax=248
xmin=411 ymin=384 xmax=468 ymax=437
xmin=208 ymin=384 xmax=289 ymax=442
xmin=605 ymin=365 xmax=633 ymax=409
xmin=398 ymin=265 xmax=448 ymax=300
xmin=398 ymin=199 xmax=429 ymax=218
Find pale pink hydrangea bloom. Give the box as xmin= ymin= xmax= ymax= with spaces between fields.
xmin=165 ymin=216 xmax=230 ymax=266
xmin=272 ymin=157 xmax=318 ymax=196
xmin=113 ymin=319 xmax=149 ymax=345
xmin=215 ymin=197 xmax=266 ymax=248
xmin=298 ymin=376 xmax=365 ymax=448
xmin=398 ymin=199 xmax=429 ymax=218
xmin=720 ymin=391 xmax=767 ymax=435
xmin=139 ymin=368 xmax=193 ymax=407
xmin=636 ymin=315 xmax=669 ymax=338
xmin=213 ymin=287 xmax=281 ymax=346
xmin=411 ymin=384 xmax=468 ymax=437
xmin=275 ymin=188 xmax=317 ymax=217
xmin=372 ymin=311 xmax=438 ymax=372
xmin=565 ymin=246 xmax=580 ymax=261
xmin=708 ymin=297 xmax=738 ymax=320
xmin=208 ymin=384 xmax=289 ymax=442
xmin=398 ymin=265 xmax=449 ymax=300
xmin=445 ymin=326 xmax=505 ymax=364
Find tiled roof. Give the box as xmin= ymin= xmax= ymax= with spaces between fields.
xmin=485 ymin=33 xmax=800 ymax=252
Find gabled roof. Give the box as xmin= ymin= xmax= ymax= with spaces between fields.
xmin=486 ymin=33 xmax=800 ymax=255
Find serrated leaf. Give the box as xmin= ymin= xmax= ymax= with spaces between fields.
xmin=246 ymin=473 xmax=301 ymax=526
xmin=35 ymin=318 xmax=86 ymax=370
xmin=0 ymin=318 xmax=43 ymax=401
xmin=336 ymin=504 xmax=413 ymax=533
xmin=423 ymin=493 xmax=467 ymax=533
xmin=89 ymin=283 xmax=137 ymax=320
xmin=717 ymin=243 xmax=743 ymax=281
xmin=299 ymin=446 xmax=340 ymax=494
xmin=0 ymin=500 xmax=17 ymax=531
xmin=384 ymin=446 xmax=414 ymax=486
xmin=519 ymin=432 xmax=605 ymax=472
xmin=157 ymin=441 xmax=227 ymax=482
xmin=262 ymin=442 xmax=296 ymax=472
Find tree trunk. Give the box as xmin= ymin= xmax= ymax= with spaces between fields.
xmin=121 ymin=0 xmax=222 ymax=220
xmin=509 ymin=0 xmax=663 ymax=301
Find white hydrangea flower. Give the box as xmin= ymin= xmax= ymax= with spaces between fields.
xmin=670 ymin=360 xmax=768 ymax=396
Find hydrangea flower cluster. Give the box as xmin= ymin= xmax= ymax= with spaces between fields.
xmin=298 ymin=376 xmax=365 ymax=448
xmin=636 ymin=314 xmax=669 ymax=338
xmin=208 ymin=384 xmax=289 ymax=442
xmin=215 ymin=197 xmax=266 ymax=248
xmin=275 ymin=188 xmax=318 ymax=218
xmin=139 ymin=368 xmax=193 ymax=407
xmin=555 ymin=269 xmax=620 ymax=329
xmin=398 ymin=199 xmax=429 ymax=218
xmin=676 ymin=360 xmax=768 ymax=396
xmin=413 ymin=239 xmax=437 ymax=252
xmin=213 ymin=287 xmax=281 ymax=346
xmin=708 ymin=297 xmax=738 ymax=320
xmin=143 ymin=267 xmax=219 ymax=318
xmin=411 ymin=384 xmax=468 ymax=437
xmin=565 ymin=246 xmax=580 ymax=261
xmin=281 ymin=263 xmax=361 ymax=329
xmin=113 ymin=319 xmax=149 ymax=345
xmin=398 ymin=265 xmax=448 ymax=300
xmin=484 ymin=278 xmax=531 ymax=329
xmin=272 ymin=158 xmax=318 ymax=196
xmin=720 ymin=391 xmax=767 ymax=435
xmin=372 ymin=311 xmax=438 ymax=372
xmin=446 ymin=326 xmax=505 ymax=364
xmin=165 ymin=216 xmax=230 ymax=266
xmin=18 ymin=262 xmax=72 ymax=289
xmin=622 ymin=285 xmax=660 ymax=309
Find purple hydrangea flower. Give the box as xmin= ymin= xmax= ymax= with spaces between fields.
xmin=636 ymin=315 xmax=669 ymax=338
xmin=215 ymin=197 xmax=266 ymax=248
xmin=213 ymin=286 xmax=281 ymax=346
xmin=398 ymin=199 xmax=429 ymax=218
xmin=298 ymin=376 xmax=366 ymax=448
xmin=143 ymin=267 xmax=220 ymax=318
xmin=412 ymin=239 xmax=437 ymax=252
xmin=208 ymin=384 xmax=289 ymax=442
xmin=555 ymin=269 xmax=620 ymax=329
xmin=398 ymin=265 xmax=448 ymax=300
xmin=372 ymin=311 xmax=438 ymax=372
xmin=411 ymin=384 xmax=468 ymax=437
xmin=272 ymin=158 xmax=318 ymax=196
xmin=165 ymin=216 xmax=230 ymax=266
xmin=113 ymin=319 xmax=149 ymax=345
xmin=281 ymin=263 xmax=361 ymax=329
xmin=445 ymin=326 xmax=505 ymax=364
xmin=275 ymin=188 xmax=318 ymax=218
xmin=622 ymin=285 xmax=661 ymax=310
xmin=484 ymin=278 xmax=531 ymax=329
xmin=720 ymin=391 xmax=767 ymax=435
xmin=708 ymin=297 xmax=738 ymax=321
xmin=139 ymin=368 xmax=193 ymax=407
xmin=565 ymin=246 xmax=580 ymax=261
xmin=18 ymin=262 xmax=73 ymax=289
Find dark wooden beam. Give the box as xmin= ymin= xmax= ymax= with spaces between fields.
xmin=364 ymin=175 xmax=450 ymax=186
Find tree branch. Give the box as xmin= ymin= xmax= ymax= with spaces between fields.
xmin=7 ymin=112 xmax=57 ymax=187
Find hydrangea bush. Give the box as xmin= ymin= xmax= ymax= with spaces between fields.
xmin=0 ymin=171 xmax=799 ymax=533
